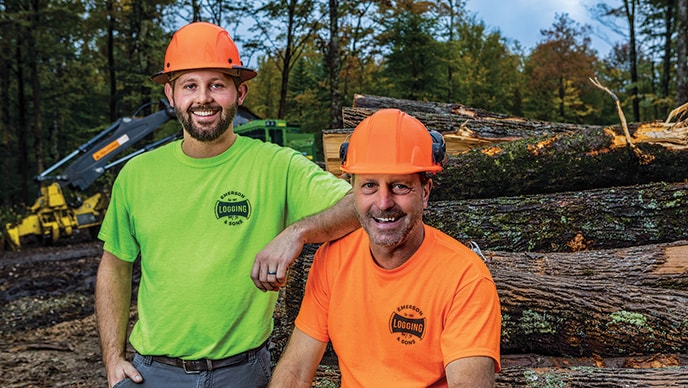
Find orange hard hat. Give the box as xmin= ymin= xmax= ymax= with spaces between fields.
xmin=151 ymin=22 xmax=257 ymax=84
xmin=340 ymin=109 xmax=445 ymax=175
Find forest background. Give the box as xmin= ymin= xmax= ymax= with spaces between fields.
xmin=1 ymin=0 xmax=687 ymax=210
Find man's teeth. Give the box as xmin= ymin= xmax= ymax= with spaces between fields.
xmin=375 ymin=217 xmax=397 ymax=222
xmin=194 ymin=110 xmax=215 ymax=116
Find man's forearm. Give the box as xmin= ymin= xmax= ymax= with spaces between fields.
xmin=269 ymin=328 xmax=327 ymax=387
xmin=95 ymin=251 xmax=133 ymax=367
xmin=292 ymin=191 xmax=359 ymax=244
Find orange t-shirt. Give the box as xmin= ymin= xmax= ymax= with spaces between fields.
xmin=295 ymin=225 xmax=501 ymax=388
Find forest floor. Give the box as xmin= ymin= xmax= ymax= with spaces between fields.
xmin=0 ymin=237 xmax=342 ymax=387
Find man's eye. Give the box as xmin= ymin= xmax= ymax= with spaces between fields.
xmin=360 ymin=182 xmax=377 ymax=193
xmin=391 ymin=184 xmax=411 ymax=195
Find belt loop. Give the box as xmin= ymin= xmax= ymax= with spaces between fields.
xmin=134 ymin=352 xmax=153 ymax=367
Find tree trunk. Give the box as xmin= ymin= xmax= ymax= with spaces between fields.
xmin=661 ymin=0 xmax=674 ymax=116
xmin=353 ymin=93 xmax=516 ymax=118
xmin=28 ymin=5 xmax=44 ymax=174
xmin=327 ymin=0 xmax=342 ymax=129
xmin=494 ymin=266 xmax=688 ymax=356
xmin=343 ymin=106 xmax=578 ymax=142
xmin=424 ymin=181 xmax=688 ymax=252
xmin=624 ymin=0 xmax=641 ymax=122
xmin=329 ymin=95 xmax=688 ymax=184
xmin=678 ymin=0 xmax=688 ymax=105
xmin=430 ymin=123 xmax=688 ymax=201
xmin=485 ymin=240 xmax=688 ymax=290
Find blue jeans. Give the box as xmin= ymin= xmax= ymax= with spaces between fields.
xmin=112 ymin=348 xmax=271 ymax=388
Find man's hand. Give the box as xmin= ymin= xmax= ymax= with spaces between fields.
xmin=251 ymin=226 xmax=302 ymax=292
xmin=106 ymin=359 xmax=143 ymax=387
xmin=251 ymin=191 xmax=359 ymax=292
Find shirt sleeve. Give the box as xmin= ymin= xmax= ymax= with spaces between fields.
xmin=284 ymin=152 xmax=351 ymax=226
xmin=294 ymin=243 xmax=333 ymax=343
xmin=97 ymin=168 xmax=140 ymax=262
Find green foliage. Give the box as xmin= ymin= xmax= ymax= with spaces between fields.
xmin=378 ymin=7 xmax=445 ymax=101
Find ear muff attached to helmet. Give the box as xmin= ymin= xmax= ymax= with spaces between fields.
xmin=339 ymin=135 xmax=350 ymax=165
xmin=428 ymin=130 xmax=447 ymax=167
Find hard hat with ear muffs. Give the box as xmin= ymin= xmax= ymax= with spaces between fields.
xmin=339 ymin=108 xmax=445 ymax=175
xmin=151 ymin=22 xmax=257 ymax=84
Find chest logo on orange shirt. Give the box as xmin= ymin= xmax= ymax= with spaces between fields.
xmin=215 ymin=190 xmax=252 ymax=226
xmin=389 ymin=304 xmax=426 ymax=345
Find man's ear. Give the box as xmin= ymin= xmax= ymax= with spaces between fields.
xmin=164 ymin=83 xmax=174 ymax=108
xmin=237 ymin=83 xmax=249 ymax=105
xmin=422 ymin=179 xmax=432 ymax=208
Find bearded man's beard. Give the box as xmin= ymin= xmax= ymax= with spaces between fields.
xmin=178 ymin=101 xmax=238 ymax=142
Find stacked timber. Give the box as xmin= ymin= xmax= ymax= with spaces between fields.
xmin=295 ymin=94 xmax=688 ymax=386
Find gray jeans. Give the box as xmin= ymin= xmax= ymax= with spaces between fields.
xmin=113 ymin=347 xmax=271 ymax=388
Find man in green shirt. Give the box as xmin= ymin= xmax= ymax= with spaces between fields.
xmin=95 ymin=22 xmax=359 ymax=388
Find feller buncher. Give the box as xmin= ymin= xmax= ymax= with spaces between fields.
xmin=3 ymin=101 xmax=318 ymax=251
xmin=3 ymin=100 xmax=179 ymax=251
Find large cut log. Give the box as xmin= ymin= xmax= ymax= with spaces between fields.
xmin=485 ymin=240 xmax=688 ymax=290
xmin=352 ymin=94 xmax=515 ymax=118
xmin=424 ymin=181 xmax=688 ymax=252
xmin=493 ymin=266 xmax=688 ymax=356
xmin=431 ymin=122 xmax=688 ymax=201
xmin=342 ymin=106 xmax=580 ymax=140
xmin=328 ymin=95 xmax=688 ymax=192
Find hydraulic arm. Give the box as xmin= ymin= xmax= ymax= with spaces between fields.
xmin=4 ymin=100 xmax=178 ymax=250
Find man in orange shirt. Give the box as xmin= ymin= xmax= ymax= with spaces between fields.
xmin=269 ymin=109 xmax=501 ymax=387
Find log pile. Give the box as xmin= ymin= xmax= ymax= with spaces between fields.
xmin=297 ymin=94 xmax=688 ymax=386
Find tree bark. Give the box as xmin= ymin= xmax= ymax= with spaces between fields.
xmin=353 ymin=93 xmax=515 ymax=118
xmin=430 ymin=123 xmax=688 ymax=201
xmin=485 ymin=240 xmax=688 ymax=290
xmin=343 ymin=106 xmax=577 ymax=143
xmin=327 ymin=0 xmax=342 ymax=129
xmin=424 ymin=181 xmax=688 ymax=252
xmin=678 ymin=0 xmax=688 ymax=106
xmin=493 ymin=266 xmax=688 ymax=356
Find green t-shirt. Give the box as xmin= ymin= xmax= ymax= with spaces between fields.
xmin=98 ymin=135 xmax=351 ymax=359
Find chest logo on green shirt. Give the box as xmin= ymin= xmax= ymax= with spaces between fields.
xmin=389 ymin=304 xmax=426 ymax=345
xmin=215 ymin=190 xmax=252 ymax=226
